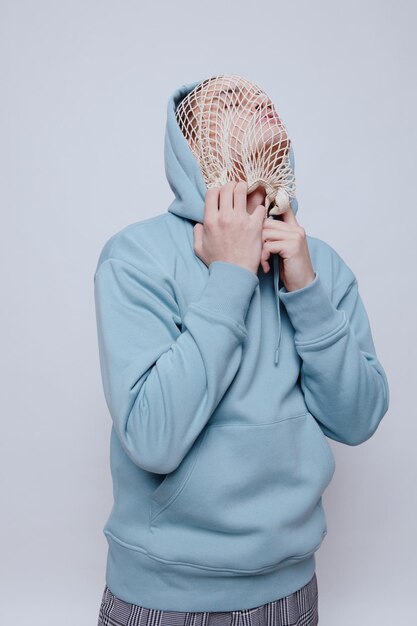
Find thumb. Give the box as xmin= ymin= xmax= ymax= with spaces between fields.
xmin=252 ymin=203 xmax=269 ymax=224
xmin=193 ymin=222 xmax=203 ymax=249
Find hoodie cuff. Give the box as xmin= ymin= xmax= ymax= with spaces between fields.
xmin=278 ymin=271 xmax=346 ymax=344
xmin=194 ymin=261 xmax=259 ymax=331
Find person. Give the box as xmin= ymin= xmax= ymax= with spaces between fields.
xmin=94 ymin=74 xmax=390 ymax=626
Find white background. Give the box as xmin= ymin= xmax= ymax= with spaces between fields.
xmin=1 ymin=0 xmax=415 ymax=623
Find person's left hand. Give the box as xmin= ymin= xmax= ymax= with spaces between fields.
xmin=260 ymin=206 xmax=316 ymax=292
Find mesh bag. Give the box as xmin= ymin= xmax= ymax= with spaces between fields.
xmin=175 ymin=73 xmax=296 ymax=216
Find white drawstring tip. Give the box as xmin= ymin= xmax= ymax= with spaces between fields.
xmin=274 ymin=347 xmax=280 ymax=365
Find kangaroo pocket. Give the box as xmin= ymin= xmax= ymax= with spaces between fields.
xmin=147 ymin=411 xmax=335 ymax=572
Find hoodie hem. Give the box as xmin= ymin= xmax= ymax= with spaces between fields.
xmin=103 ymin=531 xmax=317 ymax=612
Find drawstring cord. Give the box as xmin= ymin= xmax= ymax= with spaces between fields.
xmin=265 ymin=195 xmax=283 ymax=367
xmin=273 ymin=243 xmax=282 ymax=366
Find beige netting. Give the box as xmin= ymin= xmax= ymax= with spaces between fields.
xmin=175 ymin=73 xmax=296 ymax=216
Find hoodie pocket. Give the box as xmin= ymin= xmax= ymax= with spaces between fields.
xmin=148 ymin=411 xmax=335 ymax=573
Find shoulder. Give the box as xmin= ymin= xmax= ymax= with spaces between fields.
xmin=306 ymin=234 xmax=357 ymax=302
xmin=94 ymin=213 xmax=175 ymax=277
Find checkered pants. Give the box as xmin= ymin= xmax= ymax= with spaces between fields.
xmin=97 ymin=572 xmax=318 ymax=626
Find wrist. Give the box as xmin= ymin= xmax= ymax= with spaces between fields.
xmin=283 ymin=271 xmax=316 ymax=292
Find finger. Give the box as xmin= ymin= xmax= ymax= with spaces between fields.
xmin=193 ymin=223 xmax=203 ymax=249
xmin=204 ymin=187 xmax=220 ymax=223
xmin=233 ymin=180 xmax=248 ymax=214
xmin=261 ymin=244 xmax=271 ymax=272
xmin=261 ymin=245 xmax=271 ymax=264
xmin=262 ymin=219 xmax=292 ymax=232
xmin=261 ymin=258 xmax=270 ymax=273
xmin=262 ymin=227 xmax=287 ymax=242
xmin=253 ymin=203 xmax=269 ymax=225
xmin=219 ymin=181 xmax=238 ymax=214
xmin=262 ymin=228 xmax=300 ymax=242
xmin=263 ymin=239 xmax=286 ymax=255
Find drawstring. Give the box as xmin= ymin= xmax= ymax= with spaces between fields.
xmin=273 ymin=252 xmax=282 ymax=366
xmin=265 ymin=194 xmax=288 ymax=365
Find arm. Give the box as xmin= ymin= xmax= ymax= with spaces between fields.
xmin=278 ymin=271 xmax=390 ymax=445
xmin=94 ymin=257 xmax=258 ymax=474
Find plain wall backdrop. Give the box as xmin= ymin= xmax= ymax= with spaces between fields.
xmin=1 ymin=0 xmax=415 ymax=623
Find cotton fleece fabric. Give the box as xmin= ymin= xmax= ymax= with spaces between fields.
xmin=93 ymin=80 xmax=390 ymax=612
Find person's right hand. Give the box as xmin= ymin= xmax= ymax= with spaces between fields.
xmin=193 ymin=181 xmax=266 ymax=276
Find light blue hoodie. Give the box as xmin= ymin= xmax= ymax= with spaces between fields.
xmin=93 ymin=80 xmax=390 ymax=612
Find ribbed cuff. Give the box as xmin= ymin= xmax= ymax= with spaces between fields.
xmin=194 ymin=261 xmax=259 ymax=329
xmin=278 ymin=271 xmax=346 ymax=343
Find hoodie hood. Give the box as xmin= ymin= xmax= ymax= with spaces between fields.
xmin=164 ymin=79 xmax=299 ymax=366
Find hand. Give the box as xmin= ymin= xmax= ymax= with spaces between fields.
xmin=261 ymin=206 xmax=315 ymax=291
xmin=193 ymin=181 xmax=266 ymax=276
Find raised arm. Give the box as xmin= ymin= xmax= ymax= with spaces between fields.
xmin=94 ymin=257 xmax=258 ymax=474
xmin=278 ymin=269 xmax=390 ymax=446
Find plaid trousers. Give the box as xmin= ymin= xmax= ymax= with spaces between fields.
xmin=97 ymin=572 xmax=318 ymax=626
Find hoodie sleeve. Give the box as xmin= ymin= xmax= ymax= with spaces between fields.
xmin=94 ymin=257 xmax=258 ymax=474
xmin=278 ymin=267 xmax=390 ymax=446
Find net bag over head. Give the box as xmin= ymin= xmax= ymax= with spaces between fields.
xmin=175 ymin=73 xmax=296 ymax=216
